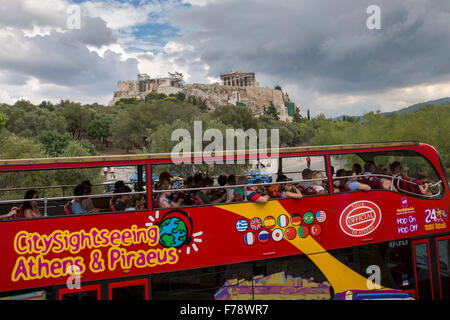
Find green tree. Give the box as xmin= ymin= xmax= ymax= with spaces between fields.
xmin=60 ymin=103 xmax=93 ymax=140
xmin=264 ymin=102 xmax=279 ymax=121
xmin=0 ymin=112 xmax=7 ymax=130
xmin=87 ymin=118 xmax=112 ymax=147
xmin=38 ymin=130 xmax=73 ymax=157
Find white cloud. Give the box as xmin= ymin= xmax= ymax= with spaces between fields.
xmin=0 ymin=1 xmax=139 ymax=105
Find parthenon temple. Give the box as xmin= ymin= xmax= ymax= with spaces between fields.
xmin=220 ymin=71 xmax=259 ymax=87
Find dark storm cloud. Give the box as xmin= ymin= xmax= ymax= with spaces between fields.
xmin=170 ymin=0 xmax=450 ymax=95
xmin=0 ymin=13 xmax=137 ymax=101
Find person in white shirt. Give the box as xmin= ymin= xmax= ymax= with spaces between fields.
xmin=311 ymin=171 xmax=327 ymax=194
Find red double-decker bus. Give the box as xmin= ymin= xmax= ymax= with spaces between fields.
xmin=0 ymin=141 xmax=448 ymax=300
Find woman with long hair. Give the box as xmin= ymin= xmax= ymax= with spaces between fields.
xmin=22 ymin=189 xmax=42 ymax=218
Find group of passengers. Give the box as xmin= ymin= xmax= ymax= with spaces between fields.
xmin=1 ymin=180 xmax=147 ymax=220
xmin=153 ymin=160 xmax=434 ymax=208
xmin=68 ymin=180 xmax=146 ymax=215
xmin=0 ymin=159 xmax=435 ymax=219
xmin=153 ymin=170 xmax=313 ymax=208
xmin=0 ymin=189 xmax=43 ymax=220
xmin=333 ymin=161 xmax=433 ymax=195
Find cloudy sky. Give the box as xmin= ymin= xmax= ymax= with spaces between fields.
xmin=1 ymin=0 xmax=450 ymax=117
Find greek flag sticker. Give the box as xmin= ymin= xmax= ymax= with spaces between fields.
xmin=236 ymin=219 xmax=248 ymax=232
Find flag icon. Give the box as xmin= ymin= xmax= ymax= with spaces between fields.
xmin=250 ymin=217 xmax=262 ymax=231
xmin=291 ymin=213 xmax=302 ymax=226
xmin=272 ymin=228 xmax=283 ymax=242
xmin=310 ymin=224 xmax=322 ymax=237
xmin=264 ymin=216 xmax=276 ymax=229
xmin=303 ymin=212 xmax=314 ymax=225
xmin=236 ymin=219 xmax=248 ymax=232
xmin=258 ymin=230 xmax=270 ymax=243
xmin=277 ymin=214 xmax=288 ymax=228
xmin=298 ymin=226 xmax=310 ymax=238
xmin=316 ymin=210 xmax=327 ymax=223
xmin=244 ymin=232 xmax=255 ymax=245
xmin=285 ymin=227 xmax=297 ymax=240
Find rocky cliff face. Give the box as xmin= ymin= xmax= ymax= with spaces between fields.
xmin=182 ymin=84 xmax=292 ymax=120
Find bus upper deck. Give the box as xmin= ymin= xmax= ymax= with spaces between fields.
xmin=0 ymin=141 xmax=448 ymax=300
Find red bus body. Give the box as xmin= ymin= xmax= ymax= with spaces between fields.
xmin=0 ymin=142 xmax=448 ymax=300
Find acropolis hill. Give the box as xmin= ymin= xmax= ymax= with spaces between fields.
xmin=109 ymin=71 xmax=299 ymax=122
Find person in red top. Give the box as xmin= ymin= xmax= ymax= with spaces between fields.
xmin=306 ymin=157 xmax=311 ymax=169
xmin=246 ymin=179 xmax=270 ymax=203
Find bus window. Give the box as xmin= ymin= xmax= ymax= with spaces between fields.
xmin=151 ymin=261 xmax=253 ymax=300
xmin=151 ymin=161 xmax=269 ymax=209
xmin=58 ymin=284 xmax=101 ymax=300
xmin=0 ymin=165 xmax=147 ymax=220
xmin=252 ymin=254 xmax=332 ymax=300
xmin=330 ymin=150 xmax=443 ymax=198
xmin=331 ymin=241 xmax=414 ymax=293
xmin=281 ymin=156 xmax=329 ymax=195
xmin=413 ymin=240 xmax=434 ymax=300
xmin=109 ymin=279 xmax=148 ymax=300
xmin=436 ymin=236 xmax=450 ymax=300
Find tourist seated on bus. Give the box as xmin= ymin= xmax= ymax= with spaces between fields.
xmin=278 ymin=176 xmax=303 ymax=199
xmin=374 ymin=164 xmax=397 ymax=191
xmin=352 ymin=163 xmax=362 ymax=176
xmin=267 ymin=174 xmax=288 ymax=198
xmin=126 ymin=193 xmax=146 ymax=211
xmin=196 ymin=177 xmax=227 ymax=205
xmin=346 ymin=171 xmax=371 ymax=192
xmin=159 ymin=171 xmax=171 ymax=184
xmin=297 ymin=168 xmax=317 ymax=195
xmin=156 ymin=181 xmax=183 ymax=208
xmin=226 ymin=174 xmax=237 ymax=198
xmin=333 ymin=169 xmax=351 ymax=192
xmin=80 ymin=180 xmax=100 ymax=213
xmin=311 ymin=171 xmax=327 ymax=194
xmin=413 ymin=171 xmax=433 ymax=196
xmin=110 ymin=180 xmax=126 ymax=211
xmin=193 ymin=172 xmax=204 ymax=189
xmin=178 ymin=176 xmax=195 ymax=206
xmin=0 ymin=207 xmax=20 ymax=220
xmin=390 ymin=161 xmax=415 ymax=193
xmin=113 ymin=185 xmax=133 ymax=212
xmin=71 ymin=184 xmax=88 ymax=215
xmin=22 ymin=189 xmax=42 ymax=218
xmin=233 ymin=176 xmax=247 ymax=202
xmin=361 ymin=161 xmax=384 ymax=190
xmin=246 ymin=179 xmax=270 ymax=203
xmin=217 ymin=174 xmax=235 ymax=203
xmin=210 ymin=175 xmax=228 ymax=202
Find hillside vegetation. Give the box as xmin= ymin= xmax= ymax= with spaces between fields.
xmin=0 ymin=98 xmax=448 ymax=175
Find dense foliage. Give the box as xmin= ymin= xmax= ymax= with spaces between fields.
xmin=0 ymin=98 xmax=448 ymax=176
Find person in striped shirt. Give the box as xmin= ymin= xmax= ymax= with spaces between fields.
xmin=246 ymin=179 xmax=270 ymax=203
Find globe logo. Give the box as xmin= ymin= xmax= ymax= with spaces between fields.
xmin=159 ymin=216 xmax=189 ymax=248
